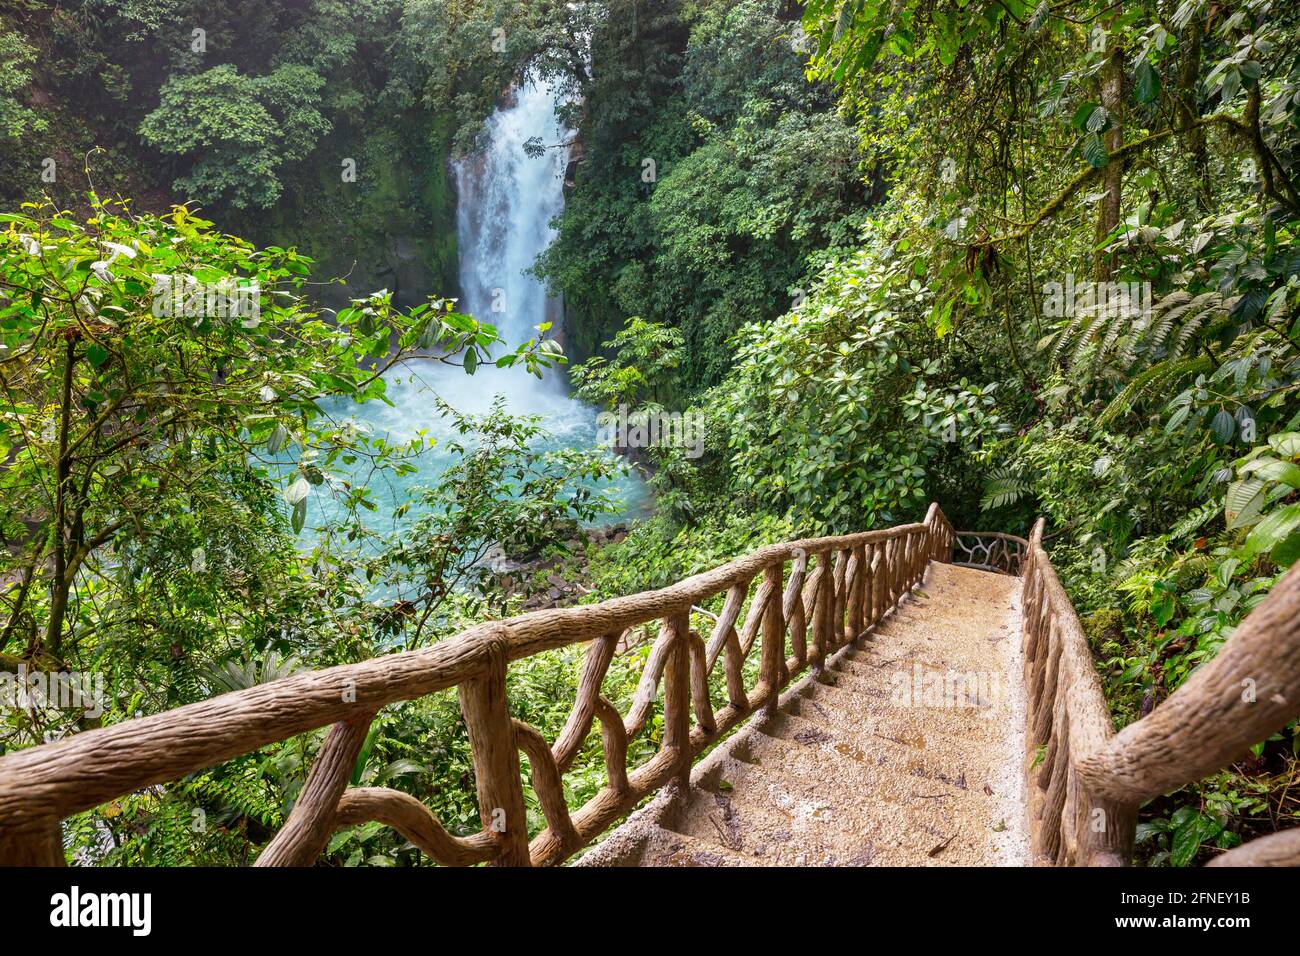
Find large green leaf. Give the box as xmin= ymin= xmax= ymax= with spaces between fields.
xmin=1242 ymin=503 xmax=1300 ymax=563
xmin=1082 ymin=132 xmax=1108 ymax=168
xmin=1241 ymin=455 xmax=1300 ymax=489
xmin=1225 ymin=477 xmax=1266 ymax=529
xmin=1135 ymin=61 xmax=1160 ymax=104
xmin=1268 ymin=432 xmax=1300 ymax=458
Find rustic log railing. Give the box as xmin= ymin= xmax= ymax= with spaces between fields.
xmin=1020 ymin=518 xmax=1300 ymax=866
xmin=0 ymin=504 xmax=949 ymax=867
xmin=1 ymin=501 xmax=1297 ymax=867
xmin=953 ymin=531 xmax=1025 ymax=575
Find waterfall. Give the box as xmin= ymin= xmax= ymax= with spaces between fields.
xmin=321 ymin=73 xmax=648 ymax=522
xmin=453 ymin=77 xmax=569 ymax=364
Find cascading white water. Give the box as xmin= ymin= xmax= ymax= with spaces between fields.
xmin=323 ymin=74 xmax=647 ymax=520
xmin=453 ymin=78 xmax=569 ymax=380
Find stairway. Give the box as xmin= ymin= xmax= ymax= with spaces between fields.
xmin=578 ymin=563 xmax=1031 ymax=866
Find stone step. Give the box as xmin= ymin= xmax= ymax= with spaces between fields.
xmin=763 ymin=708 xmax=995 ymax=773
xmin=635 ymin=824 xmax=762 ymax=867
xmin=673 ymin=757 xmax=885 ymax=865
xmin=685 ymin=738 xmax=1005 ymax=866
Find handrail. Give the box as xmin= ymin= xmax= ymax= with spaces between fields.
xmin=1021 ymin=520 xmax=1300 ymax=867
xmin=0 ymin=505 xmax=953 ymax=866
xmin=1019 ymin=519 xmax=1133 ymax=865
xmin=953 ymin=530 xmax=1027 ymax=575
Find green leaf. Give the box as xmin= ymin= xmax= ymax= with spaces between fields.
xmin=1085 ymin=105 xmax=1109 ymax=133
xmin=1242 ymin=503 xmax=1300 ymax=563
xmin=285 ymin=477 xmax=311 ymax=505
xmin=86 ymin=343 xmax=110 ymax=368
xmin=1225 ymin=478 xmax=1266 ymax=529
xmin=1210 ymin=409 xmax=1235 ymax=443
xmin=1170 ymin=815 xmax=1207 ymax=867
xmin=1072 ymin=102 xmax=1099 ymax=131
xmin=1082 ymin=132 xmax=1108 ymax=168
xmin=1268 ymin=432 xmax=1300 ymax=458
xmin=266 ymin=424 xmax=288 ymax=455
xmin=1150 ymin=591 xmax=1175 ymax=626
xmin=1241 ymin=456 xmax=1300 ymax=489
xmin=1135 ymin=62 xmax=1160 ymax=104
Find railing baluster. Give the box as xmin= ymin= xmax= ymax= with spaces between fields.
xmin=553 ymin=631 xmax=619 ymax=773
xmin=811 ymin=551 xmax=832 ymax=666
xmin=256 ymin=709 xmax=376 ymax=867
xmin=593 ymin=696 xmax=629 ymax=794
xmin=832 ymin=549 xmax=849 ymax=648
xmin=783 ymin=550 xmax=808 ymax=671
xmin=0 ymin=819 xmax=64 ymax=866
xmin=759 ymin=563 xmax=786 ymax=705
xmin=624 ymin=624 xmax=675 ymax=738
xmin=459 ymin=631 xmax=530 ymax=866
xmin=688 ymin=630 xmax=716 ymax=735
xmin=847 ymin=543 xmax=865 ymax=641
xmin=514 ymin=719 xmax=580 ymax=854
xmin=662 ymin=611 xmax=693 ymax=792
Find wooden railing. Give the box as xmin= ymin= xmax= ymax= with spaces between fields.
xmin=1021 ymin=518 xmax=1300 ymax=866
xmin=0 ymin=504 xmax=954 ymax=867
xmin=3 ymin=501 xmax=1296 ymax=867
xmin=953 ymin=531 xmax=1025 ymax=575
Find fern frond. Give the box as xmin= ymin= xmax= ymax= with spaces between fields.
xmin=1168 ymin=500 xmax=1219 ymax=541
xmin=1095 ymin=354 xmax=1212 ymax=429
xmin=980 ymin=467 xmax=1031 ymax=511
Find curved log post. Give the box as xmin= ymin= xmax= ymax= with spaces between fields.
xmin=846 ymin=544 xmax=865 ymax=641
xmin=831 ymin=549 xmax=849 ymax=650
xmin=860 ymin=544 xmax=875 ymax=627
xmin=552 ymin=632 xmax=619 ymax=773
xmin=883 ymin=535 xmax=894 ymax=608
xmin=662 ymin=611 xmax=693 ymax=792
xmin=871 ymin=545 xmax=886 ymax=627
xmin=704 ymin=581 xmax=748 ymax=669
xmin=722 ymin=628 xmax=749 ymax=711
xmin=256 ymin=709 xmax=376 ymax=867
xmin=806 ymin=553 xmax=830 ymax=668
xmin=688 ymin=631 xmax=716 ymax=735
xmin=458 ymin=630 xmax=530 ymax=866
xmin=1030 ymin=624 xmax=1063 ymax=748
xmin=0 ymin=819 xmax=64 ymax=866
xmin=758 ymin=563 xmax=786 ymax=707
xmin=738 ymin=572 xmax=777 ymax=658
xmin=783 ymin=549 xmax=808 ymax=671
xmin=332 ymin=787 xmax=498 ymax=867
xmin=624 ymin=623 xmax=674 ymax=739
xmin=593 ymin=696 xmax=630 ymax=795
xmin=514 ymin=719 xmax=580 ymax=855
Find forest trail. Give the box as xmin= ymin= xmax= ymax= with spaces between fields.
xmin=580 ymin=563 xmax=1033 ymax=866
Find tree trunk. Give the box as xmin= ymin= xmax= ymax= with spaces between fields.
xmin=1095 ymin=27 xmax=1125 ymax=282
